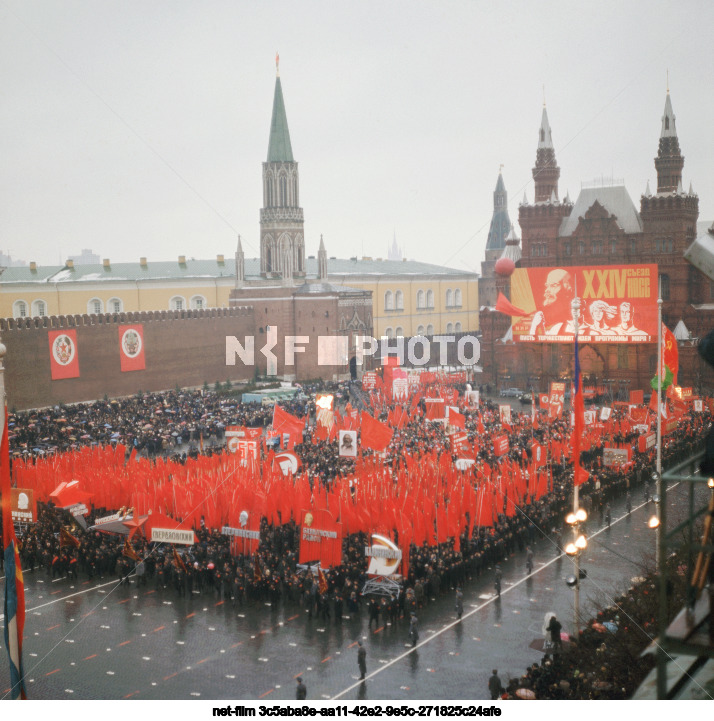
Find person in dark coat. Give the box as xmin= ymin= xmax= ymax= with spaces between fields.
xmin=488 ymin=669 xmax=503 ymax=700
xmin=409 ymin=613 xmax=419 ymax=646
xmin=547 ymin=615 xmax=563 ymax=652
xmin=295 ymin=676 xmax=307 ymax=700
xmin=357 ymin=641 xmax=367 ymax=679
xmin=455 ymin=587 xmax=464 ymax=619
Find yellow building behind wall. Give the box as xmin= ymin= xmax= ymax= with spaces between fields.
xmin=0 ymin=254 xmax=479 ymax=337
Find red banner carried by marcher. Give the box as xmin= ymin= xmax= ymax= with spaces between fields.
xmin=360 ymin=412 xmax=393 ymax=451
xmin=493 ymin=435 xmax=509 ymax=456
xmin=629 ymin=389 xmax=644 ymax=405
xmin=118 ymin=325 xmax=146 ymax=372
xmin=48 ymin=329 xmax=80 ymax=380
xmin=298 ymin=509 xmax=342 ymax=568
xmin=549 ymin=382 xmax=565 ymax=419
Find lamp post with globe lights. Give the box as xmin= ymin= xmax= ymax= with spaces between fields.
xmin=565 ymin=508 xmax=588 ymax=636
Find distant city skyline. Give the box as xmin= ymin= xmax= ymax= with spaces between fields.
xmin=1 ymin=1 xmax=712 ymax=273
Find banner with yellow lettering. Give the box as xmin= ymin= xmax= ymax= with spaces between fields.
xmin=509 ymin=264 xmax=657 ymax=343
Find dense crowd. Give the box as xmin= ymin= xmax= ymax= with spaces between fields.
xmin=2 ymin=380 xmax=710 ymax=699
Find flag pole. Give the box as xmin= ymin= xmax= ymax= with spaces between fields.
xmin=571 ymin=293 xmax=581 ymax=638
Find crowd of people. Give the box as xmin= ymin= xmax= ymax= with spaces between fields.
xmin=2 ymin=378 xmax=711 ymax=700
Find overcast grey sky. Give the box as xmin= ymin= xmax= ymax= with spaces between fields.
xmin=1 ymin=1 xmax=712 ymax=272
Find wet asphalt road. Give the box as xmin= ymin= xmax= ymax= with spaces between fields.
xmin=0 ymin=480 xmax=703 ymax=702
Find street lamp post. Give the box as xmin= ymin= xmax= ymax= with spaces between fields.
xmin=565 ymin=508 xmax=588 ymax=636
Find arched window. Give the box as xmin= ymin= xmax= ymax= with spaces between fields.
xmin=426 ymin=289 xmax=434 ymax=308
xmin=87 ymin=298 xmax=103 ymax=315
xmin=427 ymin=324 xmax=434 ymax=336
xmin=108 ymin=297 xmax=123 ymax=314
xmin=384 ymin=290 xmax=394 ymax=310
xmin=455 ymin=322 xmax=462 ymax=333
xmin=446 ymin=289 xmax=453 ymax=307
xmin=417 ymin=290 xmax=425 ymax=309
xmin=659 ymin=273 xmax=670 ymax=301
xmin=417 ymin=325 xmax=425 ymax=335
xmin=32 ymin=299 xmax=47 ymax=317
xmin=190 ymin=295 xmax=206 ymax=310
xmin=446 ymin=323 xmax=454 ymax=333
xmin=170 ymin=296 xmax=186 ymax=311
xmin=384 ymin=327 xmax=393 ymax=339
xmin=13 ymin=300 xmax=28 ymax=318
xmin=279 ymin=174 xmax=288 ymax=206
xmin=454 ymin=289 xmax=462 ymax=306
xmin=395 ymin=326 xmax=404 ymax=337
xmin=395 ymin=290 xmax=404 ymax=310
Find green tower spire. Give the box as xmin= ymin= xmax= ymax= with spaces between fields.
xmin=267 ymin=73 xmax=294 ymax=162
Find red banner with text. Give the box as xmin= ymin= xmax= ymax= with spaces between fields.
xmin=510 ymin=264 xmax=658 ymax=342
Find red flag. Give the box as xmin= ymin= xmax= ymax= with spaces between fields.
xmin=2 ymin=407 xmax=27 ymax=698
xmin=360 ymin=412 xmax=393 ymax=451
xmin=449 ymin=408 xmax=466 ymax=429
xmin=59 ymin=527 xmax=81 ymax=549
xmin=48 ymin=329 xmax=80 ymax=380
xmin=662 ymin=323 xmax=679 ymax=386
xmin=272 ymin=405 xmax=304 ymax=447
xmin=318 ymin=568 xmax=329 ymax=595
xmin=573 ymin=336 xmax=586 ymax=487
xmin=122 ymin=538 xmax=140 ymax=562
xmin=118 ymin=324 xmax=146 ymax=372
xmin=495 ymin=292 xmax=528 ymax=316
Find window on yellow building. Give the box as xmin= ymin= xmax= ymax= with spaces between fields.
xmin=395 ymin=290 xmax=404 ymax=310
xmin=13 ymin=300 xmax=27 ymax=318
xmin=88 ymin=298 xmax=103 ymax=315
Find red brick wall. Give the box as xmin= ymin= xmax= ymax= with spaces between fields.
xmin=0 ymin=308 xmax=255 ymax=410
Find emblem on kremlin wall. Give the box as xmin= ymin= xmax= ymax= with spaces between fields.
xmin=121 ymin=329 xmax=142 ymax=358
xmin=52 ymin=334 xmax=75 ymax=366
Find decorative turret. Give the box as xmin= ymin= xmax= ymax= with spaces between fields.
xmin=318 ymin=235 xmax=328 ymax=280
xmin=485 ymin=170 xmax=511 ymax=252
xmin=654 ymin=91 xmax=684 ymax=194
xmin=235 ymin=235 xmax=245 ymax=287
xmin=532 ymin=106 xmax=560 ymax=203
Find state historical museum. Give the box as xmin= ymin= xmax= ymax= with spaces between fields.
xmin=479 ymin=92 xmax=714 ymax=394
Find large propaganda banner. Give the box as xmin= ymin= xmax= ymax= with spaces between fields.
xmin=510 ymin=264 xmax=657 ymax=342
